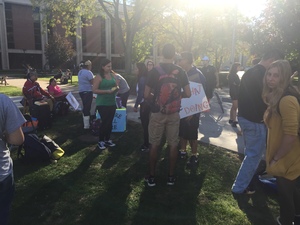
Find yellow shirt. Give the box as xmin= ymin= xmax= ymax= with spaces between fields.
xmin=266 ymin=96 xmax=300 ymax=180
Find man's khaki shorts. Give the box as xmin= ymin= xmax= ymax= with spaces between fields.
xmin=148 ymin=112 xmax=180 ymax=147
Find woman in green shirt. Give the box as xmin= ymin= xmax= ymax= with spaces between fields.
xmin=93 ymin=59 xmax=119 ymax=150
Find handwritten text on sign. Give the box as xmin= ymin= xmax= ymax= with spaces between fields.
xmin=179 ymin=82 xmax=210 ymax=119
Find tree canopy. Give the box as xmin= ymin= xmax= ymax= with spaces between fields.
xmin=31 ymin=0 xmax=300 ymax=72
xmin=251 ymin=0 xmax=300 ymax=69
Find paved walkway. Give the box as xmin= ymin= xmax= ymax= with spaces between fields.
xmin=5 ymin=77 xmax=244 ymax=154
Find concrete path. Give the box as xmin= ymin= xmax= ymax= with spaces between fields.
xmin=4 ymin=77 xmax=244 ymax=154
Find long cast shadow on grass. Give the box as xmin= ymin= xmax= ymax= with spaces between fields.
xmin=81 ymin=144 xmax=205 ymax=225
xmin=10 ymin=149 xmax=102 ymax=225
xmin=231 ymin=158 xmax=277 ymax=225
xmin=81 ymin=155 xmax=147 ymax=225
xmin=131 ymin=145 xmax=206 ymax=225
xmin=232 ymin=188 xmax=277 ymax=225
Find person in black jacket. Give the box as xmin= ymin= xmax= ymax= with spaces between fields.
xmin=200 ymin=56 xmax=218 ymax=101
xmin=134 ymin=62 xmax=151 ymax=151
xmin=227 ymin=62 xmax=241 ymax=127
xmin=232 ymin=49 xmax=284 ymax=195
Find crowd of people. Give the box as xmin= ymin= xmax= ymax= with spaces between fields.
xmin=2 ymin=43 xmax=300 ymax=225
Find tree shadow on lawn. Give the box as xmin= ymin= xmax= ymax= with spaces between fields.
xmin=10 ymin=149 xmax=102 ymax=225
xmin=231 ymin=159 xmax=277 ymax=225
xmin=232 ymin=185 xmax=277 ymax=225
xmin=130 ymin=146 xmax=206 ymax=225
xmin=131 ymin=173 xmax=206 ymax=225
xmin=81 ymin=145 xmax=206 ymax=225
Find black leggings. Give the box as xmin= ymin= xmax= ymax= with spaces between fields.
xmin=79 ymin=91 xmax=93 ymax=116
xmin=140 ymin=102 xmax=151 ymax=146
xmin=117 ymin=90 xmax=130 ymax=108
xmin=276 ymin=176 xmax=300 ymax=224
xmin=97 ymin=105 xmax=116 ymax=142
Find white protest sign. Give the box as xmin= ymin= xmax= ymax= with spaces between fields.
xmin=66 ymin=92 xmax=80 ymax=111
xmin=179 ymin=82 xmax=210 ymax=119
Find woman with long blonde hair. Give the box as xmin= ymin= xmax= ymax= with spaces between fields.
xmin=262 ymin=60 xmax=300 ymax=225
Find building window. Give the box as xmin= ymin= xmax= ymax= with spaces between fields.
xmin=5 ymin=3 xmax=14 ymax=49
xmin=100 ymin=16 xmax=106 ymax=53
xmin=111 ymin=22 xmax=115 ymax=54
xmin=33 ymin=7 xmax=42 ymax=50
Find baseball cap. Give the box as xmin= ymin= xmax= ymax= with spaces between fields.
xmin=202 ymin=56 xmax=209 ymax=61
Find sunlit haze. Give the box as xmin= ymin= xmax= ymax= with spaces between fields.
xmin=186 ymin=0 xmax=267 ymax=18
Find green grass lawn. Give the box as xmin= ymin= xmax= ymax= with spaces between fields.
xmin=0 ymin=85 xmax=22 ymax=96
xmin=38 ymin=76 xmax=78 ymax=86
xmin=9 ymin=112 xmax=279 ymax=225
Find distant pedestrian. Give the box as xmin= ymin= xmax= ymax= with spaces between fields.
xmin=115 ymin=73 xmax=130 ymax=108
xmin=200 ymin=56 xmax=218 ymax=101
xmin=146 ymin=60 xmax=154 ymax=71
xmin=134 ymin=62 xmax=151 ymax=151
xmin=78 ymin=60 xmax=94 ymax=129
xmin=178 ymin=51 xmax=206 ymax=167
xmin=231 ymin=49 xmax=284 ymax=195
xmin=262 ymin=60 xmax=300 ymax=225
xmin=144 ymin=43 xmax=191 ymax=187
xmin=0 ymin=94 xmax=26 ymax=225
xmin=228 ymin=62 xmax=241 ymax=127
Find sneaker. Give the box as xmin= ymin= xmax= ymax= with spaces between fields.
xmin=231 ymin=121 xmax=238 ymax=128
xmin=179 ymin=149 xmax=187 ymax=159
xmin=294 ymin=215 xmax=300 ymax=225
xmin=140 ymin=144 xmax=149 ymax=152
xmin=276 ymin=216 xmax=282 ymax=225
xmin=167 ymin=175 xmax=176 ymax=186
xmin=187 ymin=155 xmax=199 ymax=166
xmin=105 ymin=140 xmax=116 ymax=147
xmin=276 ymin=216 xmax=295 ymax=225
xmin=98 ymin=141 xmax=106 ymax=150
xmin=145 ymin=175 xmax=156 ymax=187
xmin=243 ymin=186 xmax=255 ymax=195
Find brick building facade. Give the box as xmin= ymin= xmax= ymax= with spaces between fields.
xmin=0 ymin=0 xmax=124 ymax=71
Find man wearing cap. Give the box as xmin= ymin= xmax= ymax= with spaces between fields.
xmin=200 ymin=56 xmax=218 ymax=101
xmin=78 ymin=60 xmax=94 ymax=129
xmin=178 ymin=51 xmax=206 ymax=166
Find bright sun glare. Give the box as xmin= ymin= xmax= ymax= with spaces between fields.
xmin=186 ymin=0 xmax=267 ymax=18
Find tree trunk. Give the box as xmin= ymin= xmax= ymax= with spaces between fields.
xmin=124 ymin=32 xmax=135 ymax=74
xmin=124 ymin=46 xmax=132 ymax=75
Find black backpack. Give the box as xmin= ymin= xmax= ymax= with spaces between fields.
xmin=53 ymin=101 xmax=69 ymax=116
xmin=18 ymin=133 xmax=52 ymax=163
xmin=91 ymin=119 xmax=101 ymax=136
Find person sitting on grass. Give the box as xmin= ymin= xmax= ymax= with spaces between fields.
xmin=23 ymin=71 xmax=54 ymax=111
xmin=47 ymin=78 xmax=67 ymax=101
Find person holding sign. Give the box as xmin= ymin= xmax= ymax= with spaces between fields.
xmin=178 ymin=52 xmax=206 ymax=167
